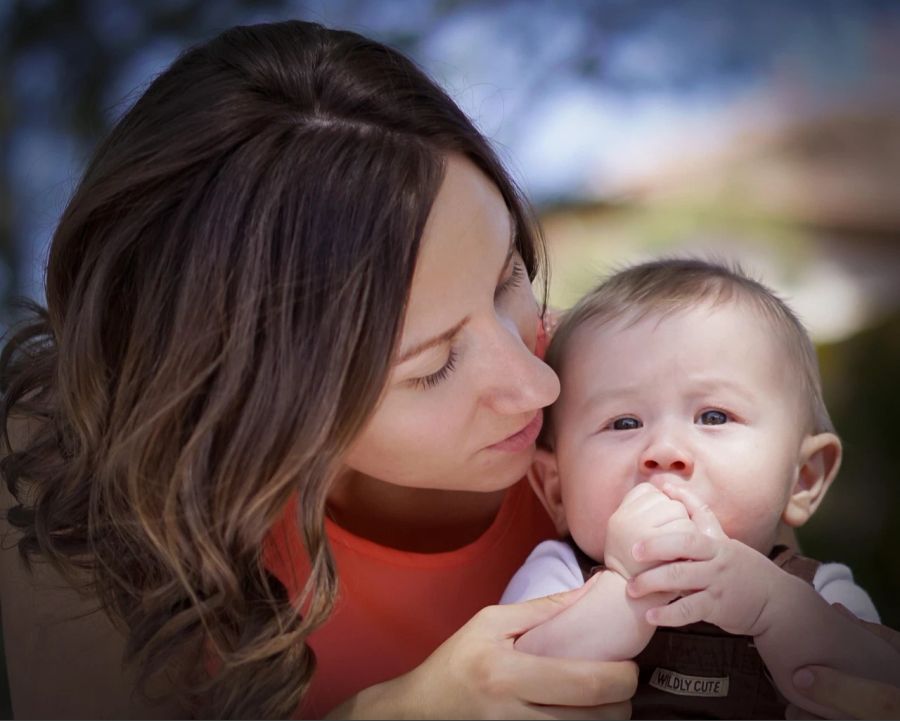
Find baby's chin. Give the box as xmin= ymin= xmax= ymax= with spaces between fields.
xmin=579 ymin=541 xmax=605 ymax=564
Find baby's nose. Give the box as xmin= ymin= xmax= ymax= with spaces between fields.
xmin=639 ymin=443 xmax=694 ymax=478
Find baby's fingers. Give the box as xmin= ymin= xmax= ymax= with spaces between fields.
xmin=632 ymin=530 xmax=717 ymax=565
xmin=661 ymin=482 xmax=725 ymax=538
xmin=627 ymin=560 xmax=710 ymax=599
xmin=645 ymin=591 xmax=714 ymax=627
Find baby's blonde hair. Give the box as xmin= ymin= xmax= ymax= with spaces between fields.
xmin=541 ymin=257 xmax=834 ymax=447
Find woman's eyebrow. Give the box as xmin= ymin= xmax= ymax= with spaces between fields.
xmin=395 ymin=316 xmax=470 ymax=364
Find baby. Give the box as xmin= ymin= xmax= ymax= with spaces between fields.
xmin=503 ymin=258 xmax=898 ymax=719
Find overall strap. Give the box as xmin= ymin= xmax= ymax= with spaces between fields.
xmin=562 ymin=535 xmax=604 ymax=582
xmin=769 ymin=544 xmax=821 ymax=584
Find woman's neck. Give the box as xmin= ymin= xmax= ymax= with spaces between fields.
xmin=326 ymin=472 xmax=508 ymax=553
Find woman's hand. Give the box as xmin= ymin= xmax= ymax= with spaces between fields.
xmin=785 ymin=607 xmax=900 ymax=720
xmin=786 ymin=666 xmax=900 ymax=720
xmin=332 ymin=588 xmax=638 ymax=719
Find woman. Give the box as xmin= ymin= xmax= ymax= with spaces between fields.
xmin=0 ymin=20 xmax=635 ymax=718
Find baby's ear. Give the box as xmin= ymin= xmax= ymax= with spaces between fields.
xmin=782 ymin=432 xmax=842 ymax=528
xmin=528 ymin=448 xmax=568 ymax=536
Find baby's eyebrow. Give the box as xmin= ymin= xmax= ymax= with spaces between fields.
xmin=683 ymin=376 xmax=756 ymax=401
xmin=580 ymin=385 xmax=642 ymax=409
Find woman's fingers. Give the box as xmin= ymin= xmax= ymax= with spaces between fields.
xmin=485 ymin=587 xmax=594 ymax=638
xmin=501 ymin=654 xmax=638 ymax=707
xmin=661 ymin=482 xmax=725 ymax=538
xmin=791 ymin=665 xmax=900 ymax=720
xmin=409 ymin=598 xmax=638 ymax=719
xmin=522 ymin=700 xmax=633 ymax=720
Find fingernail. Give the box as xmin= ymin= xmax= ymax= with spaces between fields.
xmin=632 ymin=542 xmax=643 ymax=560
xmin=793 ymin=669 xmax=814 ymax=689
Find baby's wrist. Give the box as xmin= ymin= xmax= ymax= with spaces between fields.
xmin=603 ymin=547 xmax=650 ymax=580
xmin=603 ymin=553 xmax=632 ymax=580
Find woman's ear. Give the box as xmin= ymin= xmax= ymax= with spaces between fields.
xmin=528 ymin=448 xmax=568 ymax=536
xmin=783 ymin=432 xmax=842 ymax=528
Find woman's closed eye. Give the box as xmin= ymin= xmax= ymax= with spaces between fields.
xmin=495 ymin=258 xmax=524 ymax=298
xmin=412 ymin=348 xmax=459 ymax=390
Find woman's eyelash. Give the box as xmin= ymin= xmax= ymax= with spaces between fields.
xmin=495 ymin=260 xmax=524 ymax=297
xmin=414 ymin=348 xmax=458 ymax=390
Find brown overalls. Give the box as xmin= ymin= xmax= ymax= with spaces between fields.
xmin=569 ymin=541 xmax=819 ymax=719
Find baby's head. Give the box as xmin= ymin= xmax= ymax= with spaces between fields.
xmin=531 ymin=258 xmax=841 ymax=562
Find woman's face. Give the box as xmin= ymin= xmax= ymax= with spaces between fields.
xmin=342 ymin=154 xmax=560 ymax=493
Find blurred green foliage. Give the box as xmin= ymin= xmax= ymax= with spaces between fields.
xmin=811 ymin=312 xmax=900 ymax=629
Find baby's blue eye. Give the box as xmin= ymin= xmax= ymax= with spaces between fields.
xmin=698 ymin=410 xmax=728 ymax=425
xmin=610 ymin=416 xmax=642 ymax=431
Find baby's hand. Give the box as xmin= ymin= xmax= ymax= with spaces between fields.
xmin=626 ymin=482 xmax=780 ymax=636
xmin=604 ymin=483 xmax=696 ymax=579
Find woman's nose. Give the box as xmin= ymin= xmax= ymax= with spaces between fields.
xmin=481 ymin=317 xmax=560 ymax=415
xmin=639 ymin=437 xmax=694 ymax=478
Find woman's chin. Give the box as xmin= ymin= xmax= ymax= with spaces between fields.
xmin=474 ymin=443 xmax=536 ymax=490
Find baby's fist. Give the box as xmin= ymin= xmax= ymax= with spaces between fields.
xmin=604 ymin=483 xmax=694 ymax=578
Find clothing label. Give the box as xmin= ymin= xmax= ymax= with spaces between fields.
xmin=649 ymin=667 xmax=729 ymax=697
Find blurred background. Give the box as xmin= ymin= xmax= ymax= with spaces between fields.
xmin=1 ymin=0 xmax=899 ymax=713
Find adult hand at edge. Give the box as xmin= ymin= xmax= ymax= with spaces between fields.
xmin=332 ymin=587 xmax=638 ymax=719
xmin=786 ymin=665 xmax=900 ymax=720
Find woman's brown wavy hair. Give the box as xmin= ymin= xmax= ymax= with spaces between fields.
xmin=0 ymin=20 xmax=546 ymax=719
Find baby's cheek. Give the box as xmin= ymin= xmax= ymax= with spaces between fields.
xmin=716 ymin=505 xmax=778 ymax=552
xmin=571 ymin=503 xmax=616 ymax=561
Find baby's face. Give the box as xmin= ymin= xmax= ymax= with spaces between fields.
xmin=552 ymin=301 xmax=809 ymax=561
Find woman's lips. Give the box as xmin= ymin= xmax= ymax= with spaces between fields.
xmin=487 ymin=410 xmax=544 ymax=452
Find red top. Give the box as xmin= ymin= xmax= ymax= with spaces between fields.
xmin=264 ymin=479 xmax=556 ymax=718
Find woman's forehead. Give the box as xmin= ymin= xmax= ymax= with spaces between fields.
xmin=399 ymin=156 xmax=513 ymax=340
